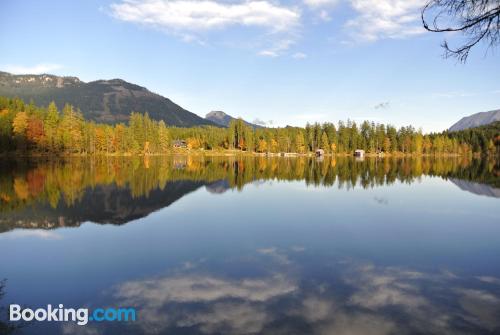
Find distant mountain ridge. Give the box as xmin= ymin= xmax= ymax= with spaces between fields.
xmin=205 ymin=110 xmax=262 ymax=128
xmin=0 ymin=71 xmax=217 ymax=127
xmin=449 ymin=109 xmax=500 ymax=131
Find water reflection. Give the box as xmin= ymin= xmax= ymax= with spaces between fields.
xmin=57 ymin=246 xmax=500 ymax=335
xmin=1 ymin=156 xmax=498 ymax=233
xmin=1 ymin=156 xmax=499 ymax=334
xmin=450 ymin=178 xmax=500 ymax=198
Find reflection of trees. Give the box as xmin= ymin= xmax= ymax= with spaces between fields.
xmin=0 ymin=156 xmax=498 ymax=214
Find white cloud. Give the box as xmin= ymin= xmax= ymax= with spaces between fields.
xmin=292 ymin=52 xmax=307 ymax=59
xmin=2 ymin=63 xmax=62 ymax=75
xmin=258 ymin=37 xmax=296 ymax=57
xmin=319 ymin=9 xmax=332 ymax=21
xmin=258 ymin=50 xmax=279 ymax=57
xmin=110 ymin=0 xmax=300 ymax=32
xmin=252 ymin=118 xmax=267 ymax=126
xmin=304 ymin=0 xmax=340 ymax=8
xmin=111 ymin=0 xmax=300 ymax=56
xmin=345 ymin=0 xmax=426 ymax=42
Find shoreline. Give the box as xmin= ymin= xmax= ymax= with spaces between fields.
xmin=0 ymin=150 xmax=475 ymax=159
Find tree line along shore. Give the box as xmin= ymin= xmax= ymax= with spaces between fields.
xmin=1 ymin=97 xmax=498 ymax=157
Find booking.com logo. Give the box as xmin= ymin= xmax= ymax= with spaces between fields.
xmin=9 ymin=304 xmax=136 ymax=326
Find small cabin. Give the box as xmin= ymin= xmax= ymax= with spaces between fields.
xmin=315 ymin=149 xmax=325 ymax=157
xmin=173 ymin=140 xmax=187 ymax=149
xmin=354 ymin=149 xmax=365 ymax=157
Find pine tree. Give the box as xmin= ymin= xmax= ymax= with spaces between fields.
xmin=44 ymin=101 xmax=60 ymax=152
xmin=158 ymin=120 xmax=170 ymax=153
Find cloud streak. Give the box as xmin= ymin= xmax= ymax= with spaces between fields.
xmin=2 ymin=63 xmax=62 ymax=75
xmin=374 ymin=101 xmax=390 ymax=109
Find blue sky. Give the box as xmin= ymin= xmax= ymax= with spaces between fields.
xmin=0 ymin=0 xmax=498 ymax=132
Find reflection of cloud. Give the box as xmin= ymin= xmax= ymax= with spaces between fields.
xmin=113 ymin=273 xmax=296 ymax=333
xmin=290 ymin=294 xmax=397 ymax=335
xmin=257 ymin=247 xmax=291 ymax=265
xmin=456 ymin=288 xmax=500 ymax=331
xmin=300 ymin=296 xmax=334 ymax=322
xmin=457 ymin=289 xmax=500 ymax=304
xmin=62 ymin=323 xmax=102 ymax=335
xmin=116 ymin=274 xmax=296 ymax=304
xmin=476 ymin=276 xmax=500 ymax=285
xmin=341 ymin=261 xmax=500 ymax=333
xmin=373 ymin=196 xmax=388 ymax=205
xmin=318 ymin=312 xmax=396 ymax=335
xmin=1 ymin=229 xmax=62 ymax=240
xmin=347 ymin=265 xmax=427 ymax=310
xmin=179 ymin=302 xmax=268 ymax=334
xmin=92 ymin=251 xmax=500 ymax=334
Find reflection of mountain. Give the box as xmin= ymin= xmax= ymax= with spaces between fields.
xmin=205 ymin=179 xmax=230 ymax=194
xmin=0 ymin=180 xmax=215 ymax=233
xmin=450 ymin=179 xmax=500 ymax=198
xmin=1 ymin=156 xmax=498 ymax=233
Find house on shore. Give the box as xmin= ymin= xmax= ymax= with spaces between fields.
xmin=173 ymin=140 xmax=187 ymax=149
xmin=315 ymin=149 xmax=325 ymax=156
xmin=354 ymin=149 xmax=365 ymax=157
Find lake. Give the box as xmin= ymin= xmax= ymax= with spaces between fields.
xmin=0 ymin=156 xmax=499 ymax=334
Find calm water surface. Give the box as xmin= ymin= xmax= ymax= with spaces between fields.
xmin=0 ymin=156 xmax=499 ymax=335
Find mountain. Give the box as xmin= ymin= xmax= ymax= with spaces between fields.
xmin=0 ymin=71 xmax=217 ymax=127
xmin=449 ymin=109 xmax=500 ymax=132
xmin=205 ymin=110 xmax=262 ymax=128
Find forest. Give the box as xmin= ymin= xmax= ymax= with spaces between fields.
xmin=0 ymin=97 xmax=498 ymax=156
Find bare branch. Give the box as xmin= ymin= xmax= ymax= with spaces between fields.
xmin=421 ymin=0 xmax=500 ymax=62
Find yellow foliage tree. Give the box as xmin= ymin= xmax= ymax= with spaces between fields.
xmin=12 ymin=112 xmax=28 ymax=136
xmin=257 ymin=139 xmax=267 ymax=153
